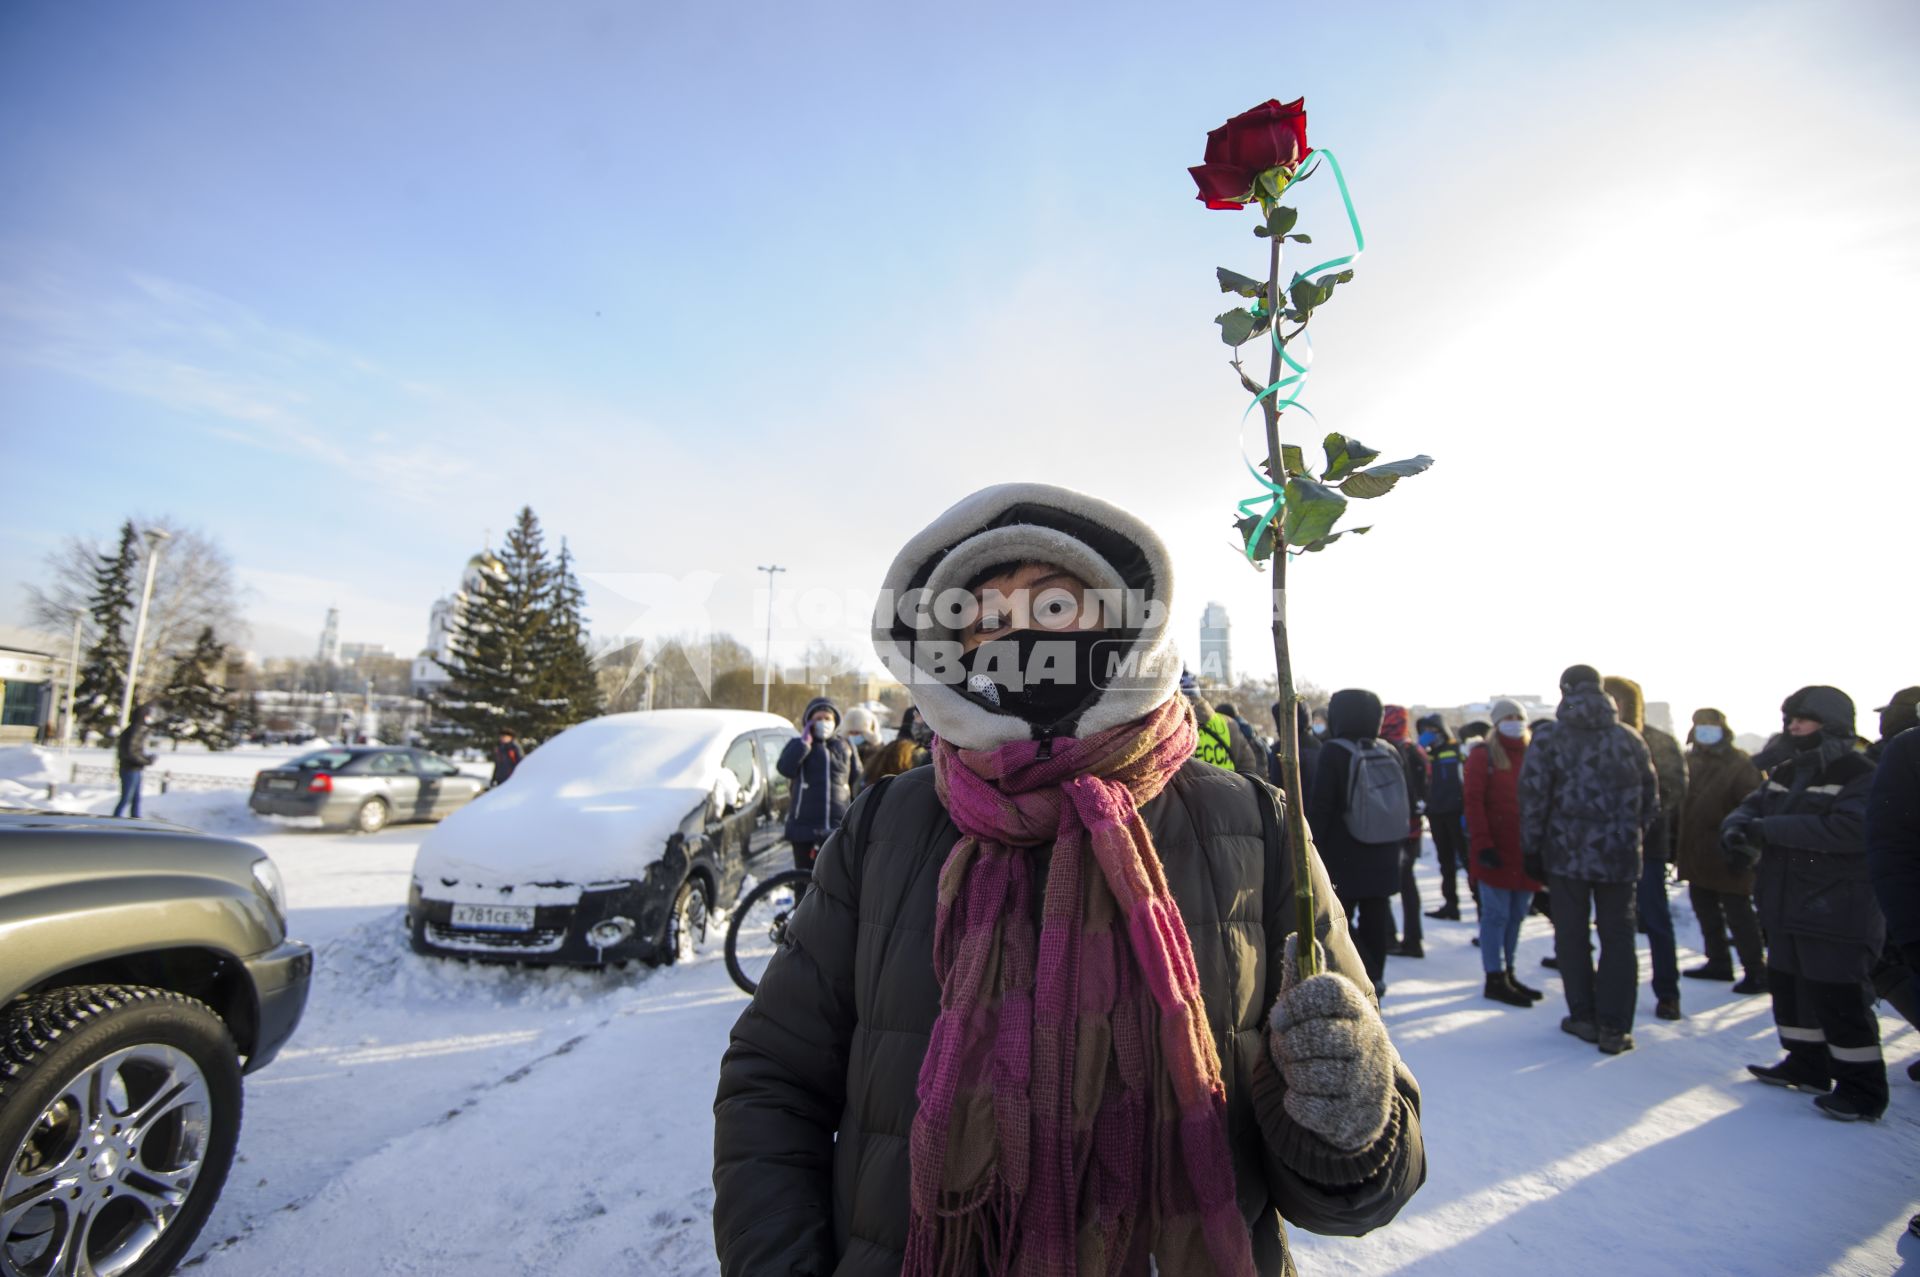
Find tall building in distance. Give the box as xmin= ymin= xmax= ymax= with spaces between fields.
xmin=1199 ymin=601 xmax=1232 ymax=685
xmin=317 ymin=606 xmax=341 ymax=666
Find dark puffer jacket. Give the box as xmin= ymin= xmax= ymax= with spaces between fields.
xmin=777 ymin=697 xmax=862 ymax=845
xmin=1306 ymin=689 xmax=1404 ymax=900
xmin=1518 ymin=680 xmax=1658 ymax=884
xmin=1725 ymin=687 xmax=1881 ymax=949
xmin=1867 ymin=727 xmax=1920 ymax=963
xmin=115 ymin=712 xmax=156 ymax=773
xmin=713 ymin=761 xmax=1426 ymax=1277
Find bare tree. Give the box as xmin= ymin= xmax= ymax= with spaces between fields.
xmin=26 ymin=516 xmax=246 ymax=700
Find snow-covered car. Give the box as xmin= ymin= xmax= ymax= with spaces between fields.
xmin=406 ymin=709 xmax=797 ymax=966
xmin=249 ymin=746 xmax=486 ymax=833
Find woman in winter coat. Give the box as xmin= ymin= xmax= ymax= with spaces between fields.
xmin=1305 ymin=688 xmax=1405 ymax=992
xmin=1675 ymin=708 xmax=1766 ymax=992
xmin=776 ymin=697 xmax=862 ymax=870
xmin=715 ymin=484 xmax=1424 ymax=1277
xmin=843 ymin=706 xmax=886 ymax=778
xmin=860 ymin=706 xmax=926 ymax=786
xmin=1465 ymin=699 xmax=1546 ymax=1007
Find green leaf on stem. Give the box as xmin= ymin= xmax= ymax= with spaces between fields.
xmin=1233 ymin=514 xmax=1277 ymax=562
xmin=1321 ymin=433 xmax=1383 ymax=482
xmin=1268 ymin=206 xmax=1299 ymax=237
xmin=1215 ymin=307 xmax=1272 ymax=348
xmin=1216 ymin=267 xmax=1267 ymax=299
xmin=1281 ymin=477 xmax=1347 ymax=547
xmin=1257 ymin=444 xmax=1310 ymax=480
xmin=1302 ymin=525 xmax=1372 ymax=552
xmin=1339 ymin=455 xmax=1435 ymax=499
xmin=1285 ymin=234 xmax=1313 ymax=243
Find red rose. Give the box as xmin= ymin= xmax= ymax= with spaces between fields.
xmin=1189 ymin=98 xmax=1310 ymax=209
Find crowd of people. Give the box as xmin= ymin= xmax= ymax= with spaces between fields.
xmin=715 ymin=481 xmax=1915 ymax=1274
xmin=1227 ymin=669 xmax=1915 ymax=1125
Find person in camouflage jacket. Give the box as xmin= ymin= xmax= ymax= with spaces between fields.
xmin=1519 ymin=665 xmax=1659 ymax=1052
xmin=1604 ymin=675 xmax=1688 ymax=1020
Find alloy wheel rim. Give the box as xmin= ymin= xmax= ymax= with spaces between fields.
xmin=2 ymin=1043 xmax=212 ymax=1277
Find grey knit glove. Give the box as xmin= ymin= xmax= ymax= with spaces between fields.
xmin=1266 ymin=934 xmax=1397 ymax=1153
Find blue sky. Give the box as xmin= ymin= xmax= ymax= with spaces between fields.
xmin=3 ymin=0 xmax=1916 ymax=732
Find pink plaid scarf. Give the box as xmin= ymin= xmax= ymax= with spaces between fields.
xmin=904 ymin=696 xmax=1256 ymax=1277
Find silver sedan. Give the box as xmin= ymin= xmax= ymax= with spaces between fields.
xmin=249 ymin=747 xmax=487 ymax=832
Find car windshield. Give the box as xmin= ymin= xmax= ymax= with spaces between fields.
xmin=289 ymin=750 xmax=357 ymax=771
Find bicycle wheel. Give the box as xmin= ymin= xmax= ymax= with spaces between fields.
xmin=725 ymin=869 xmax=812 ymax=995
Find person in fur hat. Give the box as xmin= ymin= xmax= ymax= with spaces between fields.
xmin=1603 ymin=674 xmax=1687 ymax=1022
xmin=1675 ymin=708 xmax=1766 ymax=992
xmin=715 ymin=483 xmax=1425 ymax=1276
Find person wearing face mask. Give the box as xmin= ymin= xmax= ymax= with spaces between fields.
xmin=1674 ymin=708 xmax=1766 ymax=992
xmin=1311 ymin=707 xmax=1330 ymax=740
xmin=861 ymin=705 xmax=927 ymax=786
xmin=1467 ymin=702 xmax=1546 ymax=1006
xmin=1726 ymin=686 xmax=1888 ymax=1122
xmin=1519 ymin=665 xmax=1659 ymax=1055
xmin=843 ymin=707 xmax=886 ymax=780
xmin=715 ymin=484 xmax=1426 ymax=1277
xmin=776 ymin=697 xmax=863 ymax=871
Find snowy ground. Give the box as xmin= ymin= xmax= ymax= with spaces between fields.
xmin=3 ymin=745 xmax=1916 ymax=1275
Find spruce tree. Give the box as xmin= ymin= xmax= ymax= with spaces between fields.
xmin=539 ymin=539 xmax=604 ymax=735
xmin=434 ymin=507 xmax=556 ymax=748
xmin=73 ymin=521 xmax=138 ymax=742
xmin=160 ymin=626 xmax=230 ymax=747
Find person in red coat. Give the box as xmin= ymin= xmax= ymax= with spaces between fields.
xmin=1467 ymin=698 xmax=1546 ymax=1007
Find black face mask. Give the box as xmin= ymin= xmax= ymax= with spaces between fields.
xmin=957 ymin=628 xmax=1112 ymax=726
xmin=1791 ymin=729 xmax=1826 ymax=752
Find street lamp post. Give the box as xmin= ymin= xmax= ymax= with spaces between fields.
xmin=757 ymin=564 xmax=786 ymax=713
xmin=118 ymin=527 xmax=171 ymax=734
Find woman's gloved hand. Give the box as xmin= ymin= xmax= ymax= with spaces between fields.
xmin=1266 ymin=935 xmax=1397 ymax=1153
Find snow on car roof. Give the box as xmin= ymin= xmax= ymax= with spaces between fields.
xmin=413 ymin=709 xmax=796 ymax=887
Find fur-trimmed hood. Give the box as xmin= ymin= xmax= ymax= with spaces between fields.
xmin=870 ymin=483 xmax=1181 ymax=750
xmin=1601 ymin=675 xmax=1645 ymax=733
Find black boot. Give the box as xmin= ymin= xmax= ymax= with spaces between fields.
xmin=1540 ymin=954 xmax=1560 ymax=970
xmin=1484 ymin=972 xmax=1533 ymax=1007
xmin=1560 ymin=1015 xmax=1598 ymax=1043
xmin=1746 ymin=1057 xmax=1833 ymax=1094
xmin=1391 ymin=939 xmax=1425 ymax=959
xmin=1598 ymin=1028 xmax=1636 ymax=1055
xmin=1731 ymin=970 xmax=1770 ymax=995
xmin=1656 ymin=998 xmax=1683 ymax=1021
xmin=1425 ymin=904 xmax=1461 ymax=921
xmin=1506 ymin=968 xmax=1544 ymax=1001
xmin=1813 ymin=1093 xmax=1883 ymax=1122
xmin=1683 ymin=962 xmax=1735 ymax=982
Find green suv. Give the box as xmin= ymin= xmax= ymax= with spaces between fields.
xmin=0 ymin=808 xmax=312 ymax=1277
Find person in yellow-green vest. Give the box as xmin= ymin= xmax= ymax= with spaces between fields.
xmin=1181 ymin=669 xmax=1263 ymax=773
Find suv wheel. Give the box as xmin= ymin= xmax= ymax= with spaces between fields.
xmin=1 ymin=985 xmax=242 ymax=1277
xmin=668 ymin=876 xmax=710 ymax=964
xmin=352 ymin=797 xmax=390 ymax=834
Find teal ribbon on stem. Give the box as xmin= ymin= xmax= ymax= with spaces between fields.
xmin=1237 ymin=147 xmax=1365 ymax=562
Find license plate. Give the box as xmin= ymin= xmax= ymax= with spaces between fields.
xmin=448 ymin=903 xmax=536 ymax=931
xmin=267 ymin=778 xmax=296 ymax=791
